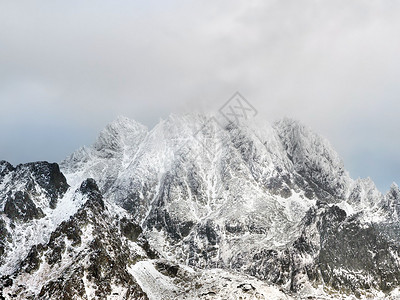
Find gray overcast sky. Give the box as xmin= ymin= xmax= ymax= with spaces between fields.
xmin=0 ymin=0 xmax=399 ymax=192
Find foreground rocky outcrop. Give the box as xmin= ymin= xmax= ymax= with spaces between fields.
xmin=1 ymin=179 xmax=148 ymax=299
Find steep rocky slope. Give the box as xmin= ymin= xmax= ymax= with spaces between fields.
xmin=0 ymin=161 xmax=69 ymax=273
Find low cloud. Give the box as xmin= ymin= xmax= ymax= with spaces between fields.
xmin=0 ymin=0 xmax=399 ymax=191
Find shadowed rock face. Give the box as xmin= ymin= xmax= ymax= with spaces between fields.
xmin=294 ymin=204 xmax=400 ymax=294
xmin=0 ymin=161 xmax=69 ymax=214
xmin=120 ymin=217 xmax=143 ymax=242
xmin=24 ymin=162 xmax=69 ymax=208
xmin=318 ymin=219 xmax=400 ymax=293
xmin=4 ymin=191 xmax=44 ymax=221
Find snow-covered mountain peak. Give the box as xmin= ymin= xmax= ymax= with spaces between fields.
xmin=93 ymin=115 xmax=148 ymax=155
xmin=61 ymin=114 xmax=382 ymax=212
xmin=274 ymin=118 xmax=352 ymax=201
xmin=61 ymin=116 xmax=149 ymax=188
xmin=273 ymin=118 xmax=344 ymax=171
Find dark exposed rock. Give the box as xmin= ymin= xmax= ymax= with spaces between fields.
xmin=137 ymin=238 xmax=159 ymax=260
xmin=0 ymin=160 xmax=69 ymax=240
xmin=79 ymin=177 xmax=99 ymax=195
xmin=79 ymin=178 xmax=104 ymax=210
xmin=0 ymin=161 xmax=14 ymax=180
xmin=0 ymin=220 xmax=9 ymax=259
xmin=237 ymin=283 xmax=255 ymax=292
xmin=179 ymin=220 xmax=194 ymax=237
xmin=2 ymin=278 xmax=12 ymax=288
xmin=121 ymin=192 xmax=143 ymax=215
xmin=120 ymin=217 xmax=142 ymax=242
xmin=155 ymin=260 xmax=179 ymax=277
xmin=4 ymin=191 xmax=44 ymax=221
xmin=21 ymin=245 xmax=44 ymax=274
xmin=38 ymin=267 xmax=87 ymax=300
xmin=198 ymin=220 xmax=219 ymax=246
xmin=201 ymin=291 xmax=216 ymax=296
xmin=15 ymin=162 xmax=69 ymax=209
xmin=265 ymin=176 xmax=293 ymax=198
xmin=319 ymin=220 xmax=400 ymax=293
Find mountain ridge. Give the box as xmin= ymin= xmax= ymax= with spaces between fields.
xmin=1 ymin=114 xmax=400 ymax=299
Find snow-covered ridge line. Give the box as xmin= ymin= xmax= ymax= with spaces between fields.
xmin=61 ymin=114 xmax=394 ymax=219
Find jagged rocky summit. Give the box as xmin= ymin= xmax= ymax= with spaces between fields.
xmin=1 ymin=114 xmax=400 ymax=299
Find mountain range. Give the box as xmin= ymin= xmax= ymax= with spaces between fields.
xmin=1 ymin=114 xmax=400 ymax=299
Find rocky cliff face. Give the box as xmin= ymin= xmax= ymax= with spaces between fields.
xmin=1 ymin=115 xmax=399 ymax=299
xmin=0 ymin=161 xmax=69 ymax=270
xmin=1 ymin=178 xmax=149 ymax=299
